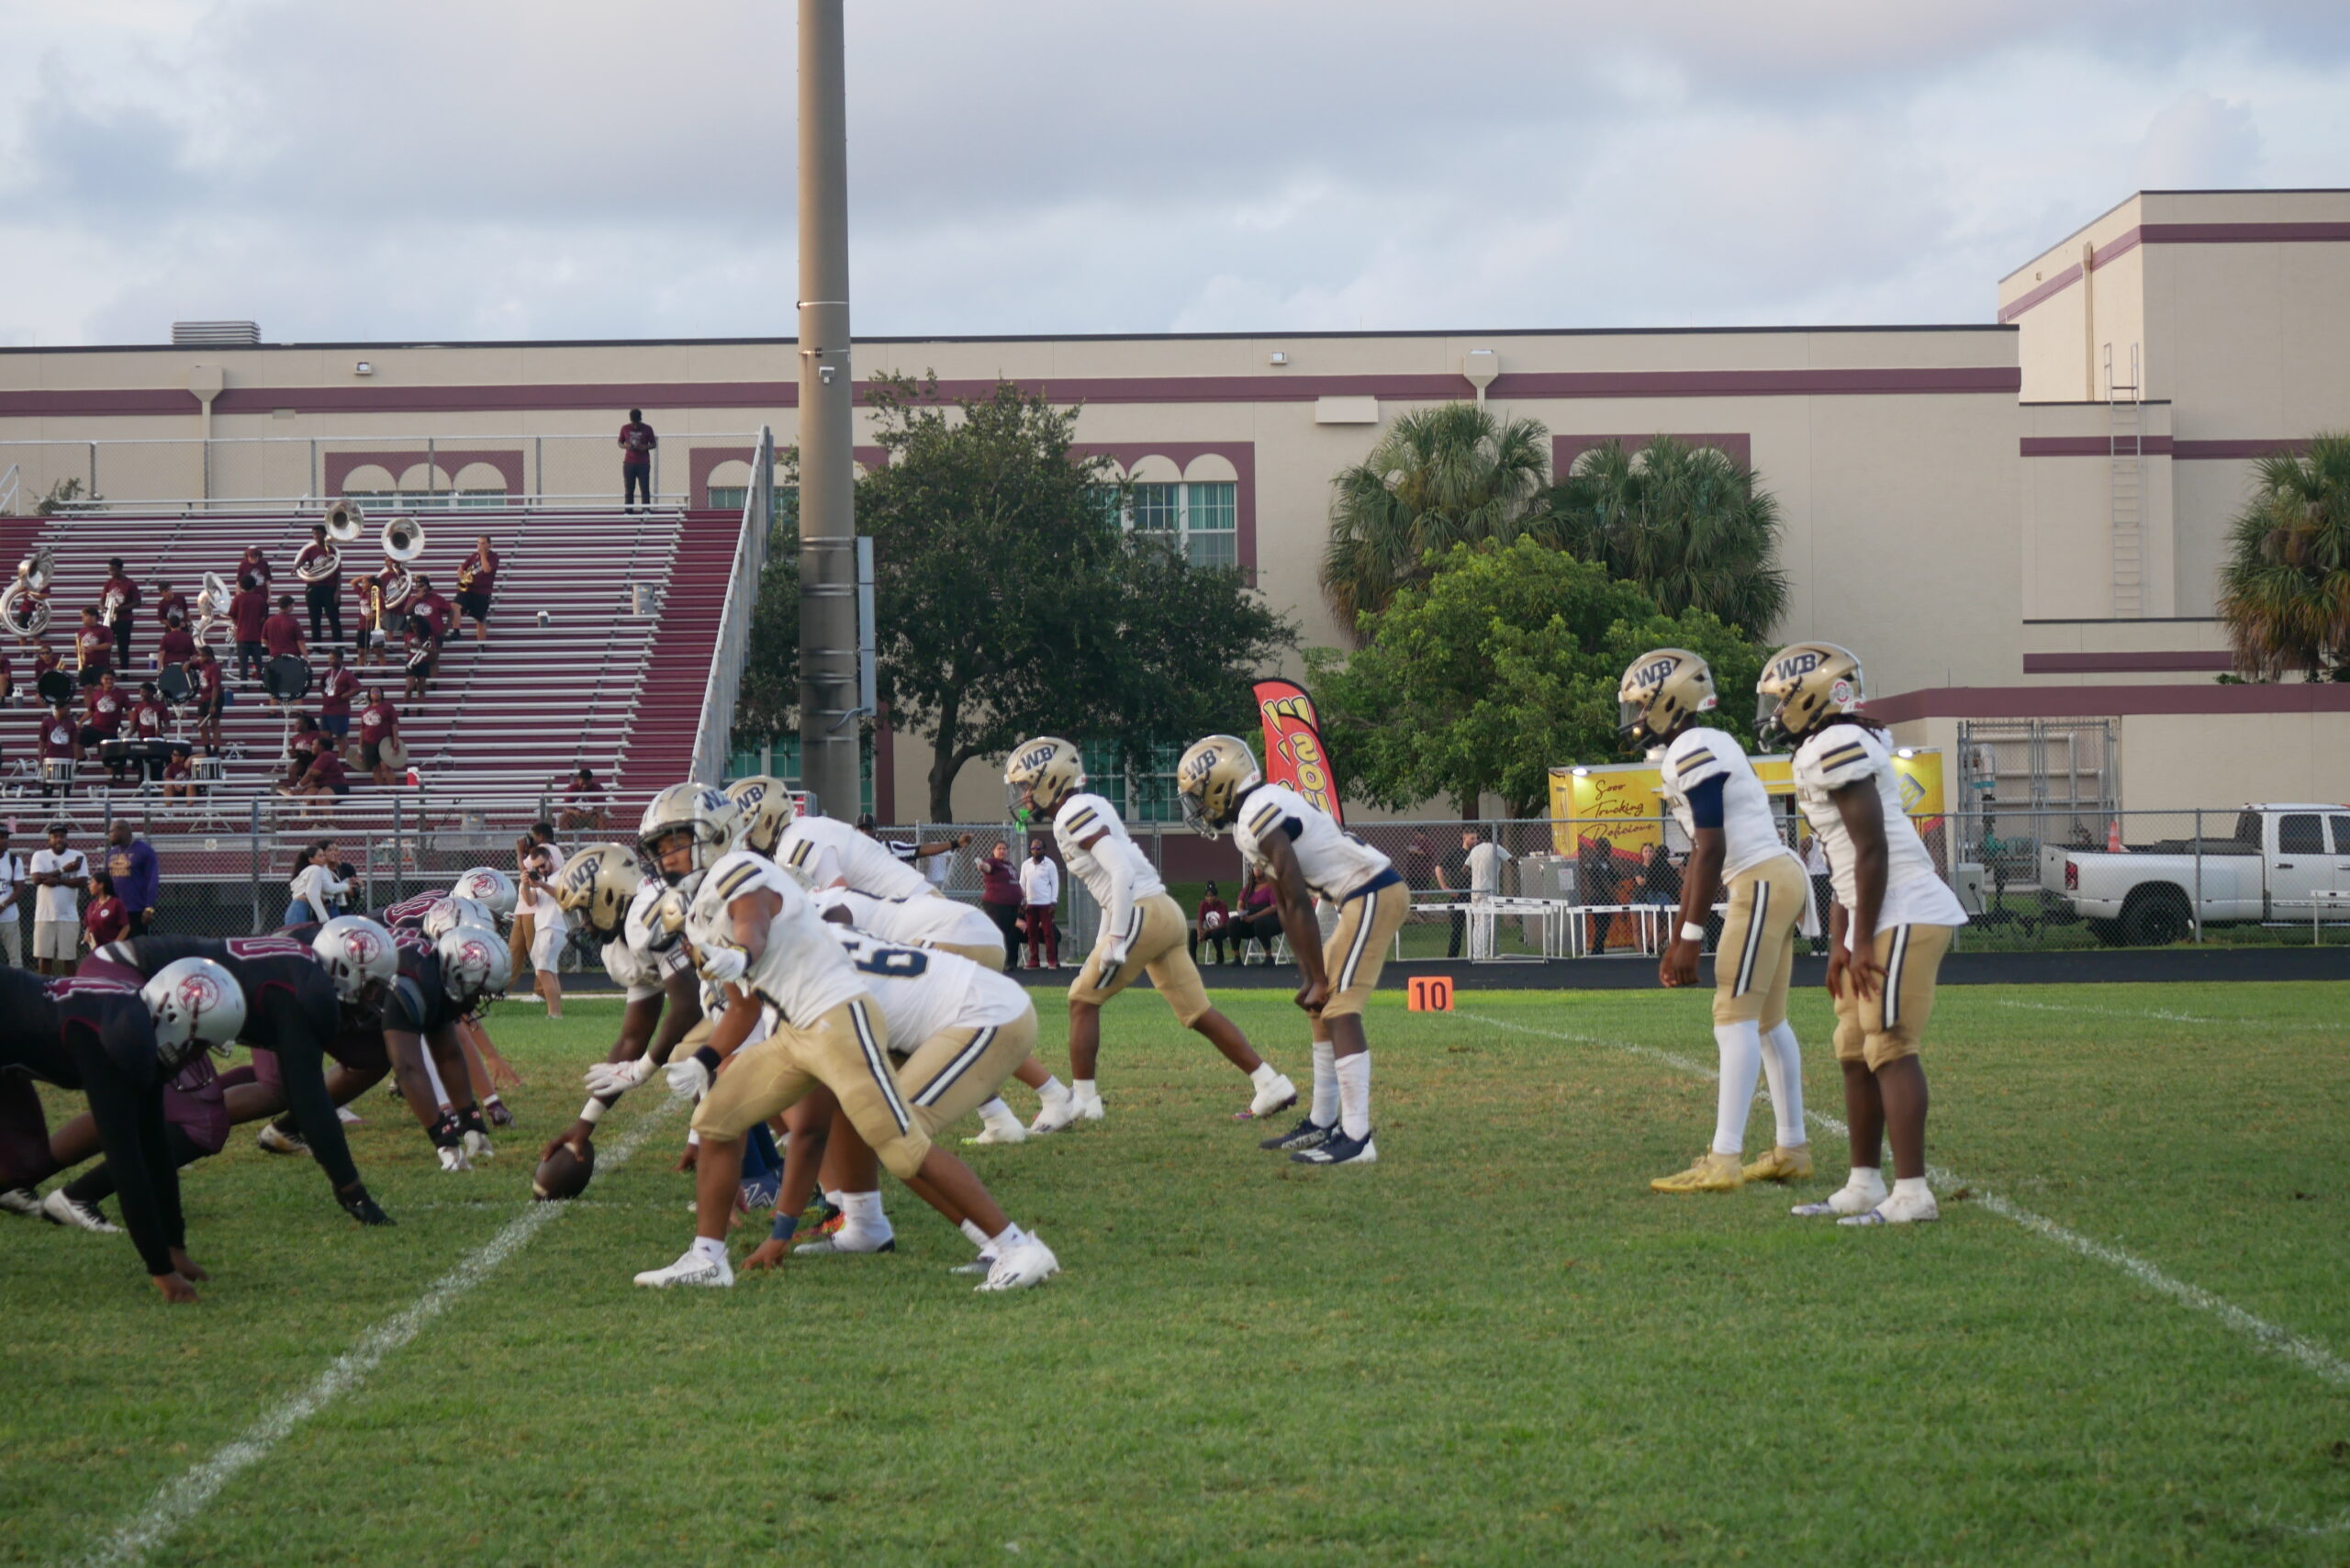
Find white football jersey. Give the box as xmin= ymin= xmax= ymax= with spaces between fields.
xmin=821 ymin=926 xmax=1028 ymax=1056
xmin=1231 ymin=784 xmax=1392 ymax=903
xmin=1659 ymin=726 xmax=1800 ymax=879
xmin=774 ymin=816 xmax=934 ymax=901
xmin=602 ymin=879 xmax=691 ymax=1002
xmin=1052 ymin=791 xmax=1165 ymax=908
xmin=687 ymin=850 xmax=869 ymax=1027
xmin=1792 ymin=722 xmax=1967 ymax=943
xmin=812 ymin=887 xmax=1000 ymax=951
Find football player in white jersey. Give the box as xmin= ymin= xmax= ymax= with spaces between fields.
xmin=1003 ymin=737 xmax=1295 ymax=1131
xmin=1758 ymin=643 xmax=1968 ymax=1226
xmin=632 ymin=843 xmax=1057 ymax=1292
xmin=1176 ymin=735 xmax=1406 ymax=1166
xmin=739 ymin=922 xmax=1039 ymax=1273
xmin=1617 ymin=649 xmax=1814 ymax=1194
xmin=773 ymin=812 xmax=938 ymax=902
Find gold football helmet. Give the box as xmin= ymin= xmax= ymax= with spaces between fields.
xmin=1755 ymin=642 xmax=1864 ymax=745
xmin=1004 ymin=736 xmax=1085 ymax=819
xmin=554 ymin=843 xmax=643 ymax=940
xmin=1174 ymin=734 xmax=1262 ymax=837
xmin=636 ymin=783 xmax=740 ymax=895
xmin=1617 ymin=647 xmax=1718 ymax=752
xmin=725 ymin=775 xmax=796 ymax=857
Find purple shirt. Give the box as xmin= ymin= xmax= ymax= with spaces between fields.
xmin=106 ymin=838 xmax=160 ymax=914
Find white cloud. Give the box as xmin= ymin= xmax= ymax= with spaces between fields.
xmin=0 ymin=1 xmax=2344 ymax=343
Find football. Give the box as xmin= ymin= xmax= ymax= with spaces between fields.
xmin=532 ymin=1137 xmax=596 ymax=1201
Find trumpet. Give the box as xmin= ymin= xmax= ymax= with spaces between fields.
xmin=0 ymin=548 xmax=53 ymax=639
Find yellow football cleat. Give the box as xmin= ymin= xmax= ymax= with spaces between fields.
xmin=1651 ymin=1151 xmax=1745 ymax=1194
xmin=1740 ymin=1145 xmax=1815 ymax=1183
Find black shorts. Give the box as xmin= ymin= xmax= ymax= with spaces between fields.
xmin=361 ymin=742 xmax=382 ymax=769
xmin=456 ymin=591 xmax=489 ymax=622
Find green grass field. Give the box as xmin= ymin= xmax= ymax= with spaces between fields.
xmin=4 ymin=980 xmax=2348 ymax=1566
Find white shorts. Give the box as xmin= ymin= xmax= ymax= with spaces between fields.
xmin=529 ymin=925 xmax=566 ymax=975
xmin=35 ymin=921 xmax=77 ymax=961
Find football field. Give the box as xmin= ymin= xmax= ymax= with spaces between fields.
xmin=5 ymin=980 xmax=2347 ymax=1566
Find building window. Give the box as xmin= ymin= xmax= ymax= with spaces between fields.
xmin=1070 ymin=738 xmax=1189 ymax=824
xmin=1125 ymin=481 xmax=1238 ymax=570
xmin=709 ymin=484 xmax=799 ymax=530
xmin=341 ymin=489 xmax=505 ymax=511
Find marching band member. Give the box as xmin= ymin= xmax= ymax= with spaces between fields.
xmin=456 ymin=535 xmax=498 ymax=644
xmin=295 ymin=522 xmax=344 ymax=646
xmin=99 ymin=557 xmax=140 ymax=665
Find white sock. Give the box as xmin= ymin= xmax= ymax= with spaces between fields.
xmin=1310 ymin=1040 xmax=1338 ymax=1127
xmin=1036 ymin=1076 xmax=1069 ymax=1104
xmin=978 ymin=1096 xmax=1021 ymax=1132
xmin=958 ymin=1218 xmax=990 ymax=1250
xmin=1846 ymin=1166 xmax=1887 ymax=1198
xmin=1711 ymin=1021 xmax=1762 ymax=1156
xmin=1336 ymin=1051 xmax=1371 ymax=1141
xmin=1760 ymin=1022 xmax=1807 ymax=1148
xmin=1072 ymin=1078 xmax=1098 ymax=1103
xmin=839 ymin=1189 xmax=891 ymax=1245
xmin=988 ymin=1222 xmax=1028 ymax=1254
xmin=690 ymin=1234 xmax=727 ymax=1263
xmin=1893 ymin=1175 xmax=1931 ymax=1202
xmin=822 ymin=1188 xmax=845 ymax=1212
xmin=687 ymin=1129 xmax=702 ymax=1148
xmin=1249 ymin=1061 xmax=1280 ymax=1089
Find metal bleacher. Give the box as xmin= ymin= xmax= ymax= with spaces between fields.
xmin=0 ymin=504 xmax=743 ymax=810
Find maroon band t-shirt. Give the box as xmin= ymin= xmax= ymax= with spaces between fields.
xmin=262 ymin=613 xmax=305 ymax=658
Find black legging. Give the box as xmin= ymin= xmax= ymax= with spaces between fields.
xmin=1229 ymin=907 xmax=1283 ymax=962
xmin=307 ymin=581 xmax=343 ymax=645
xmin=982 ymin=902 xmax=1022 ymax=970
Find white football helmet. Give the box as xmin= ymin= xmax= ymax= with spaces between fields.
xmin=724 ymin=775 xmax=797 ymax=857
xmin=421 ymin=895 xmax=494 ymax=941
xmin=1617 ymin=647 xmax=1719 ymax=752
xmin=636 ymin=783 xmax=739 ymax=897
xmin=311 ymin=915 xmax=398 ymax=1005
xmin=1755 ymin=642 xmax=1865 ymax=746
xmin=435 ymin=923 xmax=510 ymax=1010
xmin=1004 ymin=736 xmax=1085 ymax=819
xmin=1174 ymin=734 xmax=1262 ymax=838
xmin=142 ymin=957 xmax=247 ymax=1066
xmin=451 ymin=867 xmax=518 ymax=924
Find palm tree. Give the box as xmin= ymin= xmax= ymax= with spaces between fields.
xmin=1545 ymin=436 xmax=1788 ymax=636
xmin=1320 ymin=402 xmax=1551 ymax=639
xmin=2218 ymin=433 xmax=2350 ymax=680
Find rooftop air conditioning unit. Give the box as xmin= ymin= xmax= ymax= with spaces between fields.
xmin=172 ymin=320 xmax=261 ymax=346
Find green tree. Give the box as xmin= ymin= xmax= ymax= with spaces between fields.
xmin=1319 ymin=401 xmax=1552 ymax=638
xmin=1307 ymin=537 xmax=1762 ymax=818
xmin=2217 ymin=434 xmax=2350 ymax=681
xmin=1545 ymin=435 xmax=1788 ymax=635
xmin=743 ymin=375 xmax=1295 ymax=821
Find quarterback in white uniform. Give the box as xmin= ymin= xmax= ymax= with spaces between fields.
xmin=1760 ymin=643 xmax=1968 ymax=1226
xmin=632 ymin=839 xmax=1057 ymax=1293
xmin=1178 ymin=736 xmax=1408 ymax=1167
xmin=1617 ymin=649 xmax=1814 ymax=1195
xmin=1003 ymin=737 xmax=1294 ymax=1132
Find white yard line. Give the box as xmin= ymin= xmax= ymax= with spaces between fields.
xmin=1463 ymin=1010 xmax=2350 ymax=1390
xmin=1988 ymin=997 xmax=2344 ymax=1032
xmin=81 ymin=1094 xmax=686 ymax=1568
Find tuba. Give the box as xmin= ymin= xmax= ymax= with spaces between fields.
xmin=379 ymin=517 xmax=424 ymax=610
xmin=192 ymin=571 xmax=235 ymax=646
xmin=0 ymin=548 xmax=53 ymax=639
xmin=299 ymin=501 xmax=360 ymax=583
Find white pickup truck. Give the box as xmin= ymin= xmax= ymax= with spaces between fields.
xmin=2039 ymin=804 xmax=2350 ymax=946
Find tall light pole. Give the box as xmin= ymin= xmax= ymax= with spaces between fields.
xmin=796 ymin=0 xmax=860 ymax=820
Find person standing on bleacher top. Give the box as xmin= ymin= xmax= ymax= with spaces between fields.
xmin=619 ymin=407 xmax=657 ymax=512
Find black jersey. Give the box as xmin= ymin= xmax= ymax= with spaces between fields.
xmin=387 ymin=932 xmax=456 ymax=1036
xmin=0 ymin=969 xmax=184 ymax=1275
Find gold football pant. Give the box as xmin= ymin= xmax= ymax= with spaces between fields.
xmin=1068 ymin=893 xmax=1212 ymax=1026
xmin=1321 ymin=879 xmax=1410 ymax=1018
xmin=895 ymin=1007 xmax=1038 ymax=1134
xmin=1830 ymin=924 xmax=1955 ymax=1071
xmin=1712 ymin=857 xmax=1806 ymax=1029
xmin=689 ymin=996 xmax=932 ymax=1179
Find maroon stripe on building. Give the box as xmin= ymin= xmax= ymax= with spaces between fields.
xmin=2173 ymin=437 xmax=2314 ymax=461
xmin=2020 ymin=435 xmax=2177 ymax=457
xmin=2020 ymin=651 xmax=2233 ymax=675
xmin=1999 ymin=219 xmax=2350 ymax=321
xmin=1864 ymin=682 xmax=2350 ymax=724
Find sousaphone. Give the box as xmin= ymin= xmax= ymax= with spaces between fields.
xmin=192 ymin=571 xmax=236 ymax=645
xmin=1 ymin=547 xmax=52 ymax=638
xmin=300 ymin=498 xmax=364 ymax=583
xmin=379 ymin=516 xmax=424 ymax=610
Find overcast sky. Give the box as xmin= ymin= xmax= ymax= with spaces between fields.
xmin=3 ymin=1 xmax=2345 ymax=347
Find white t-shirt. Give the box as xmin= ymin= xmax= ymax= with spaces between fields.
xmin=687 ymin=849 xmax=867 ymax=1028
xmin=520 ymin=843 xmax=568 ymax=924
xmin=1232 ymin=784 xmax=1393 ymax=904
xmin=0 ymin=849 xmax=26 ymax=916
xmin=1465 ymin=841 xmax=1512 ymax=896
xmin=1019 ymin=857 xmax=1059 ymax=906
xmin=1052 ymin=792 xmax=1165 ymax=942
xmin=821 ymin=926 xmax=1026 ymax=1056
xmin=775 ymin=817 xmax=934 ymax=901
xmin=1659 ymin=726 xmax=1802 ymax=880
xmin=1791 ymin=722 xmax=1968 ymax=946
xmin=813 ymin=887 xmax=1000 ymax=951
xmin=30 ymin=846 xmax=88 ymax=924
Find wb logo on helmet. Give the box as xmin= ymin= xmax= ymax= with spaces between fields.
xmin=1773 ymin=652 xmax=1821 ymax=680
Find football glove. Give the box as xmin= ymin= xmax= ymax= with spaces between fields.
xmin=697 ymin=941 xmax=749 ymax=986
xmin=665 ymin=1047 xmax=721 ymax=1101
xmin=584 ymin=1056 xmax=655 ymax=1099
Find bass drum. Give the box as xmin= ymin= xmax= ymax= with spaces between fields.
xmin=264 ymin=655 xmax=313 ymax=703
xmin=158 ymin=664 xmax=196 ymax=706
xmin=35 ymin=668 xmax=73 ymax=707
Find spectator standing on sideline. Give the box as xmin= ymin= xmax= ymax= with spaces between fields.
xmin=1580 ymin=834 xmax=1622 ymax=955
xmin=1438 ymin=828 xmax=1473 ymax=958
xmin=1465 ymin=826 xmax=1513 ymax=960
xmin=30 ymin=823 xmax=87 ymax=976
xmin=1019 ymin=839 xmax=1060 ymax=969
xmin=316 ymin=649 xmax=358 ymax=757
xmin=285 ymin=840 xmax=349 ymax=924
xmin=1802 ymin=832 xmax=1832 ymax=955
xmin=295 ymin=523 xmax=344 ymax=646
xmin=457 ymin=536 xmax=498 ymax=644
xmin=101 ymin=557 xmax=140 ymax=665
xmin=514 ymin=823 xmax=567 ymax=1020
xmin=81 ymin=870 xmax=129 ymax=951
xmin=0 ymin=827 xmax=24 ymax=966
xmin=106 ymin=821 xmax=159 ymax=937
xmin=618 ymin=407 xmax=657 ymax=511
xmin=979 ymin=840 xmax=1022 ymax=970
xmin=1190 ymin=879 xmax=1233 ymax=967
xmin=229 ymin=575 xmax=269 ymax=684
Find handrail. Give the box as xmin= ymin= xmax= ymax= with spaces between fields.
xmin=0 ymin=463 xmax=17 ymax=515
xmin=690 ymin=424 xmax=774 ymax=787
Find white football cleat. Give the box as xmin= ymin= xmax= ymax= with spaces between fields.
xmin=1792 ymin=1178 xmax=1887 ymax=1218
xmin=635 ymin=1248 xmax=734 ymax=1288
xmin=41 ymin=1190 xmax=121 ymax=1233
xmin=254 ymin=1124 xmax=309 ymax=1156
xmin=462 ymin=1128 xmax=495 ymax=1160
xmin=976 ymin=1232 xmax=1060 ymax=1293
xmin=1247 ymin=1073 xmax=1299 ymax=1120
xmin=792 ymin=1233 xmax=897 ymax=1256
xmin=949 ymin=1252 xmax=998 ymax=1277
xmin=1840 ymin=1188 xmax=1940 ymax=1226
xmin=1028 ymin=1096 xmax=1080 ymax=1136
xmin=964 ymin=1121 xmax=1027 ymax=1146
xmin=0 ymin=1187 xmax=41 ymax=1218
xmin=336 ymin=1105 xmax=364 ymax=1124
xmin=1070 ymin=1091 xmax=1105 ymax=1123
xmin=437 ymin=1145 xmax=472 ymax=1173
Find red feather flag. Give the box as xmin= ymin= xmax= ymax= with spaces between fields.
xmin=1251 ymin=678 xmax=1344 ymax=826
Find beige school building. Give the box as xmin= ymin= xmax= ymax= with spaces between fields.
xmin=3 ymin=187 xmax=2346 ymax=822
